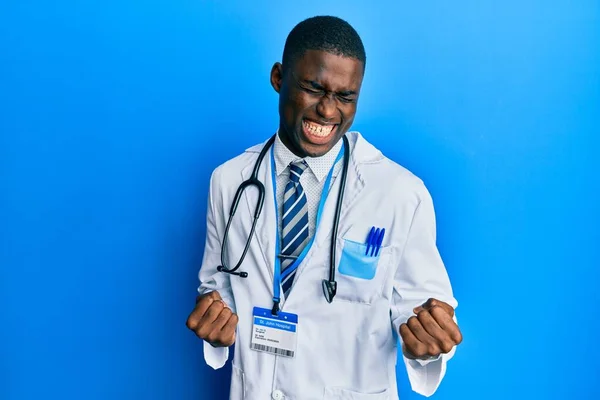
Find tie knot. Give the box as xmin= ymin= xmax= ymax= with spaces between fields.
xmin=288 ymin=160 xmax=308 ymax=183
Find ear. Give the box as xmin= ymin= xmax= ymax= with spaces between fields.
xmin=270 ymin=62 xmax=283 ymax=93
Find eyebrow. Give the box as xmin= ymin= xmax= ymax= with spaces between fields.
xmin=303 ymin=80 xmax=357 ymax=97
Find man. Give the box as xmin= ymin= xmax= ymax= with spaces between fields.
xmin=186 ymin=16 xmax=462 ymax=399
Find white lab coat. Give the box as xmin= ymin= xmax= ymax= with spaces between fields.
xmin=198 ymin=132 xmax=458 ymax=400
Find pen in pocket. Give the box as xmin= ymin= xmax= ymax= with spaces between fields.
xmin=365 ymin=226 xmax=385 ymax=257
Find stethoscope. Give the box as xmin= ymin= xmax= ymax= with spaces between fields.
xmin=217 ymin=133 xmax=350 ymax=310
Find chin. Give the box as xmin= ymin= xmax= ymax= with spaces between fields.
xmin=297 ymin=141 xmax=335 ymax=158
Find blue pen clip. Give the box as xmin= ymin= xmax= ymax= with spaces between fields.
xmin=366 ymin=226 xmax=386 ymax=256
xmin=375 ymin=228 xmax=385 ymax=256
xmin=366 ymin=227 xmax=375 ymax=256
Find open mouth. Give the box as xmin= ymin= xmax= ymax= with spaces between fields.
xmin=302 ymin=119 xmax=338 ymax=145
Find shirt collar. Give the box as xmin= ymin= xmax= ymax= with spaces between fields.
xmin=273 ymin=131 xmax=344 ymax=182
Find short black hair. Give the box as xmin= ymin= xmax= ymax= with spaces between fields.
xmin=282 ymin=16 xmax=366 ymax=71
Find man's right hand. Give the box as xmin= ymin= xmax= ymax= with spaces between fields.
xmin=186 ymin=291 xmax=239 ymax=347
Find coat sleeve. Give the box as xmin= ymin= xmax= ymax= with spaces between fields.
xmin=389 ymin=184 xmax=458 ymax=397
xmin=197 ymin=166 xmax=236 ymax=369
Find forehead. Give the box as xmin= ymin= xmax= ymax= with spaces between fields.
xmin=290 ymin=49 xmax=364 ymax=90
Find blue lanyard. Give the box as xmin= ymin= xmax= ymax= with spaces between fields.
xmin=269 ymin=142 xmax=345 ymax=313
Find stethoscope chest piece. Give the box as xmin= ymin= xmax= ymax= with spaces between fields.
xmin=322 ymin=279 xmax=337 ymax=303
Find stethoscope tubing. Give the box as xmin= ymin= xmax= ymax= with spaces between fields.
xmin=218 ymin=134 xmax=349 ymax=304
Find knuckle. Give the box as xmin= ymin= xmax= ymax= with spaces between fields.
xmin=231 ymin=313 xmax=239 ymax=324
xmin=209 ymin=301 xmax=224 ymax=315
xmin=399 ymin=324 xmax=410 ymax=338
xmin=186 ymin=317 xmax=197 ymax=330
xmin=208 ymin=291 xmax=220 ymax=300
xmin=199 ymin=293 xmax=213 ymax=304
xmin=440 ymin=340 xmax=454 ymax=353
xmin=226 ymin=331 xmax=237 ymax=346
xmin=429 ymin=299 xmax=439 ymax=307
xmin=195 ymin=300 xmax=209 ymax=312
xmin=413 ymin=343 xmax=427 ymax=357
xmin=207 ymin=327 xmax=222 ymax=342
xmin=195 ymin=327 xmax=209 ymax=339
xmin=417 ymin=310 xmax=430 ymax=320
xmin=407 ymin=316 xmax=419 ymax=328
xmin=453 ymin=330 xmax=463 ymax=344
xmin=209 ymin=334 xmax=222 ymax=345
xmin=427 ymin=344 xmax=440 ymax=355
xmin=219 ymin=326 xmax=234 ymax=345
xmin=430 ymin=305 xmax=445 ymax=317
xmin=220 ymin=307 xmax=232 ymax=318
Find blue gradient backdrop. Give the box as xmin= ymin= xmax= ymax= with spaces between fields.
xmin=1 ymin=1 xmax=598 ymax=399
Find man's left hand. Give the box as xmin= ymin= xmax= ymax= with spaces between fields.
xmin=399 ymin=298 xmax=463 ymax=360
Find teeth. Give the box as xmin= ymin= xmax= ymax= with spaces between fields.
xmin=303 ymin=120 xmax=334 ymax=137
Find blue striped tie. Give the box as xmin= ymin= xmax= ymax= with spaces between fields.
xmin=280 ymin=160 xmax=309 ymax=297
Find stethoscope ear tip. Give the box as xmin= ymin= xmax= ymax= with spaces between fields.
xmin=322 ymin=280 xmax=337 ymax=303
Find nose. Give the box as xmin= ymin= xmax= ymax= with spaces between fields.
xmin=316 ymin=94 xmax=337 ymax=121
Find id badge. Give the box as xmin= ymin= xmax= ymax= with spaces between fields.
xmin=250 ymin=307 xmax=298 ymax=357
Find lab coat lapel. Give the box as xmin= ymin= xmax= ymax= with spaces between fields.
xmin=240 ymin=142 xmax=276 ymax=282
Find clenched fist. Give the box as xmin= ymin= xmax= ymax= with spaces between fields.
xmin=186 ymin=291 xmax=239 ymax=347
xmin=400 ymin=298 xmax=463 ymax=360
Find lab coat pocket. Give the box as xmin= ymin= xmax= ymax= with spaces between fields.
xmin=339 ymin=239 xmax=380 ymax=279
xmin=335 ymin=238 xmax=391 ymax=304
xmin=229 ymin=364 xmax=245 ymax=400
xmin=324 ymin=386 xmax=390 ymax=400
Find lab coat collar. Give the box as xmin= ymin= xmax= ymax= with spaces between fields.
xmin=244 ymin=131 xmax=384 ymax=166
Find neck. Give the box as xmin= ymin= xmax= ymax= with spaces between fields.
xmin=278 ymin=126 xmax=308 ymax=158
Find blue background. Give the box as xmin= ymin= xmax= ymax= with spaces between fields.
xmin=1 ymin=1 xmax=598 ymax=399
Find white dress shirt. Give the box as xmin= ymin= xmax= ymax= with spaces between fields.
xmin=272 ymin=132 xmax=344 ymax=240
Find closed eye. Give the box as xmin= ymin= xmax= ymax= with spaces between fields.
xmin=297 ymin=82 xmax=323 ymax=95
xmin=337 ymin=95 xmax=356 ymax=103
xmin=297 ymin=79 xmax=357 ymax=102
xmin=304 ymin=87 xmax=323 ymax=94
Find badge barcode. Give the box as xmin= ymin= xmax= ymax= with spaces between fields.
xmin=251 ymin=343 xmax=295 ymax=357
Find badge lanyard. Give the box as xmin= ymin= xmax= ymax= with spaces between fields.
xmin=269 ymin=143 xmax=344 ymax=314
